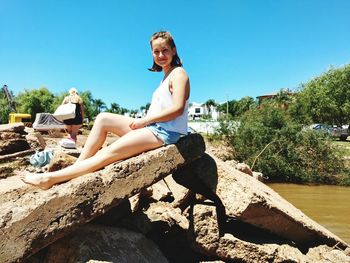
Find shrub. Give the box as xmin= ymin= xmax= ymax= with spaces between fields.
xmin=215 ymin=105 xmax=347 ymax=184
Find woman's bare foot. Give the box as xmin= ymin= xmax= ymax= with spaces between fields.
xmin=20 ymin=173 xmax=53 ymax=190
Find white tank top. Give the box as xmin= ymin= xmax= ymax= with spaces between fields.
xmin=147 ymin=70 xmax=189 ymax=134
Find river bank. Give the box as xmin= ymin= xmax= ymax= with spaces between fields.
xmin=269 ymin=183 xmax=350 ymax=244
xmin=1 ymin=124 xmax=349 ymax=262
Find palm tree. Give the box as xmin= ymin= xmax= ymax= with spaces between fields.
xmin=93 ymin=99 xmax=107 ymax=114
xmin=145 ymin=102 xmax=151 ymax=112
xmin=204 ymin=99 xmax=217 ymax=115
xmin=109 ymin=102 xmax=121 ymax=113
xmin=129 ymin=109 xmax=138 ymax=118
xmin=273 ymin=89 xmax=293 ymax=109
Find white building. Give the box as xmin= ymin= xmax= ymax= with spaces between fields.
xmin=188 ymin=102 xmax=220 ymax=120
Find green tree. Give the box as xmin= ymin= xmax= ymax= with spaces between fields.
xmin=93 ymin=98 xmax=106 ymax=115
xmin=217 ymin=105 xmax=346 ymax=184
xmin=235 ymin=96 xmax=256 ymax=116
xmin=109 ymin=102 xmax=121 ymax=113
xmin=145 ymin=102 xmax=151 ymax=112
xmin=272 ymin=90 xmax=294 ymax=106
xmin=0 ymin=89 xmax=12 ymax=124
xmin=289 ymin=64 xmax=350 ymax=125
xmin=140 ymin=105 xmax=146 ymax=116
xmin=106 ymin=102 xmax=129 ymax=115
xmin=16 ymin=87 xmax=55 ymax=121
xmin=129 ymin=109 xmax=138 ymax=117
xmin=217 ymin=99 xmax=237 ymax=118
xmin=204 ymin=99 xmax=217 ymax=115
xmin=217 ymin=96 xmax=256 ymax=119
xmin=79 ymin=90 xmax=95 ymax=121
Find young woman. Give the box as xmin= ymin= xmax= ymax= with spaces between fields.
xmin=21 ymin=31 xmax=190 ymax=189
xmin=60 ymin=87 xmax=84 ymax=148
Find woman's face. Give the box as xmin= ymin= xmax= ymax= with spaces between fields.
xmin=151 ymin=38 xmax=176 ymax=70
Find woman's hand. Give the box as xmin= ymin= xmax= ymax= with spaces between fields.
xmin=129 ymin=118 xmax=149 ymax=130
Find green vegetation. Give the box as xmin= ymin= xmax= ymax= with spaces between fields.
xmin=289 ymin=64 xmax=350 ymax=125
xmin=211 ymin=64 xmax=350 ymax=186
xmin=222 ymin=105 xmax=347 ymax=184
xmin=333 ymin=140 xmax=350 ymax=157
xmin=0 ymin=89 xmax=12 ymax=124
xmin=0 ymin=86 xmax=143 ymax=125
xmin=217 ymin=96 xmax=256 ymax=118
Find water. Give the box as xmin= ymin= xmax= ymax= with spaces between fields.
xmin=268 ymin=183 xmax=350 ymax=244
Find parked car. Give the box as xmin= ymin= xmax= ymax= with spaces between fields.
xmin=309 ymin=123 xmax=349 ymax=141
xmin=332 ymin=125 xmax=350 ymax=141
xmin=310 ymin=124 xmax=334 ymax=135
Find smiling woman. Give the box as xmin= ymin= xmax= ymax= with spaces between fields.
xmin=148 ymin=31 xmax=183 ymax=73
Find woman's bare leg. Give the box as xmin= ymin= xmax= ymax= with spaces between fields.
xmin=21 ymin=128 xmax=163 ymax=189
xmin=77 ymin=112 xmax=134 ymax=161
xmin=69 ymin=124 xmax=81 ymax=141
xmin=65 ymin=125 xmax=72 ymax=138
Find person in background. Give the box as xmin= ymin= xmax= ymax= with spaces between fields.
xmin=60 ymin=87 xmax=84 ymax=147
xmin=21 ymin=30 xmax=190 ymax=189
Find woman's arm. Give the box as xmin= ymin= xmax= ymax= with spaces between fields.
xmin=130 ymin=67 xmax=190 ymax=129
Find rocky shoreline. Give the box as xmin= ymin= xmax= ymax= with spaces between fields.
xmin=0 ymin=123 xmax=349 ymax=263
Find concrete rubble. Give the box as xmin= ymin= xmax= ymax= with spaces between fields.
xmin=0 ymin=123 xmax=349 ymax=262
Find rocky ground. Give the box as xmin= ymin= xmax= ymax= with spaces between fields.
xmin=1 ymin=123 xmax=350 ymax=263
xmin=0 ymin=126 xmax=118 ymax=177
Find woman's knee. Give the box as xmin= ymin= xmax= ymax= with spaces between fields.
xmin=94 ymin=113 xmax=112 ymax=127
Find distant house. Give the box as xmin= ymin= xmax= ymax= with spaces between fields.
xmin=256 ymin=89 xmax=296 ymax=109
xmin=188 ymin=102 xmax=219 ymax=120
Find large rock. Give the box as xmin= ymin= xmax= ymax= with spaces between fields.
xmin=0 ymin=123 xmax=25 ymax=133
xmin=213 ymin=156 xmax=349 ymax=249
xmin=0 ymin=132 xmax=30 ymax=155
xmin=0 ymin=124 xmax=45 ymax=162
xmin=27 ymin=224 xmax=168 ymax=263
xmin=0 ymin=134 xmax=205 ymax=263
xmin=190 ymin=204 xmax=350 ymax=262
xmin=177 ymin=153 xmax=348 ymax=250
xmin=190 ymin=204 xmax=306 ymax=262
xmin=0 ymin=124 xmax=28 ymax=155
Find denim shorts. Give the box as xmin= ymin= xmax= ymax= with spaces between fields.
xmin=146 ymin=123 xmax=182 ymax=145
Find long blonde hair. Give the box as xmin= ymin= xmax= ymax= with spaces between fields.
xmin=66 ymin=88 xmax=83 ymax=104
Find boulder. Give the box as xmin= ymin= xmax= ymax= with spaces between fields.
xmin=185 ymin=153 xmax=348 ymax=249
xmin=215 ymin=158 xmax=348 ymax=249
xmin=143 ymin=201 xmax=189 ymax=231
xmin=47 ymin=149 xmax=77 ymax=172
xmin=27 ymin=224 xmax=168 ymax=263
xmin=114 ymin=200 xmax=199 ymax=262
xmin=147 ymin=179 xmax=173 ymax=202
xmin=190 ymin=204 xmax=350 ymax=262
xmin=235 ymin=162 xmax=253 ymax=176
xmin=0 ymin=125 xmax=45 ymax=162
xmin=0 ymin=124 xmax=29 ymax=155
xmin=190 ymin=204 xmax=306 ymax=262
xmin=0 ymin=133 xmax=30 ymax=155
xmin=25 ymin=132 xmax=46 ymax=151
xmin=0 ymin=123 xmax=25 ymax=133
xmin=0 ymin=134 xmax=205 ymax=263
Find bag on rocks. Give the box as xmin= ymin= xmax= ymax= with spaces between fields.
xmin=53 ymin=103 xmax=76 ymax=121
xmin=30 ymin=150 xmax=54 ymax=167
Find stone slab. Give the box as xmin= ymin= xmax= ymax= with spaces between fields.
xmin=0 ymin=134 xmax=205 ymax=263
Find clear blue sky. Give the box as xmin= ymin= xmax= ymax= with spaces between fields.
xmin=1 ymin=0 xmax=350 ymax=110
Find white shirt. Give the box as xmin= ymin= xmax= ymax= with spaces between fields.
xmin=147 ymin=70 xmax=189 ymax=134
